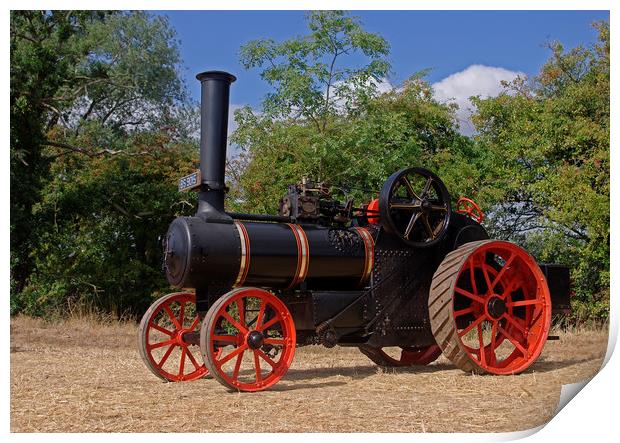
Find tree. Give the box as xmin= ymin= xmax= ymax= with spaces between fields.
xmin=11 ymin=11 xmax=197 ymax=312
xmin=231 ymin=11 xmax=480 ymax=216
xmin=239 ymin=10 xmax=390 ymax=132
xmin=471 ymin=21 xmax=609 ymax=321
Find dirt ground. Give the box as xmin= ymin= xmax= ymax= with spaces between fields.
xmin=10 ymin=315 xmax=607 ymax=433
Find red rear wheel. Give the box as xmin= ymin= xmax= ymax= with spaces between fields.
xmin=429 ymin=240 xmax=551 ymax=375
xmin=200 ymin=287 xmax=296 ymax=392
xmin=138 ymin=292 xmax=207 ymax=382
xmin=360 ymin=345 xmax=442 ymax=366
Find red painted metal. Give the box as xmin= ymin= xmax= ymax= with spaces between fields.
xmin=367 ymin=198 xmax=380 ymax=224
xmin=202 ymin=287 xmax=296 ymax=392
xmin=456 ymin=197 xmax=485 ymax=223
xmin=139 ymin=292 xmax=207 ymax=382
xmin=452 ymin=241 xmax=551 ymax=374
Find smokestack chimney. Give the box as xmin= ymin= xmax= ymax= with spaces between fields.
xmin=195 ymin=70 xmax=236 ymax=222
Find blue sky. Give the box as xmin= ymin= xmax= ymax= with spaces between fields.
xmin=154 ymin=10 xmax=608 ymax=111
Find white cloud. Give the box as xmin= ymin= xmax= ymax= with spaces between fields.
xmin=432 ymin=64 xmax=524 ymax=134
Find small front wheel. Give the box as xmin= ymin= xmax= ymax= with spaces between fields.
xmin=138 ymin=292 xmax=207 ymax=382
xmin=200 ymin=287 xmax=296 ymax=392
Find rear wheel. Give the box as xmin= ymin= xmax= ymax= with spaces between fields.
xmin=360 ymin=345 xmax=442 ymax=367
xmin=429 ymin=240 xmax=551 ymax=374
xmin=200 ymin=287 xmax=296 ymax=392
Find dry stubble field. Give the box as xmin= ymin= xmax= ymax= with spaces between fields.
xmin=10 ymin=315 xmax=607 ymax=433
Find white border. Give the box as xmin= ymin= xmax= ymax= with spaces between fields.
xmin=3 ymin=2 xmax=616 ymax=442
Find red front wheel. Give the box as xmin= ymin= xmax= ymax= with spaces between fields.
xmin=138 ymin=292 xmax=207 ymax=382
xmin=200 ymin=287 xmax=296 ymax=392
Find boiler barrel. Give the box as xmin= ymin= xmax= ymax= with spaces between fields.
xmin=164 ymin=217 xmax=374 ymax=291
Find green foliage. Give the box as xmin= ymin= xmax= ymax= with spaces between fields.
xmin=15 ymin=134 xmax=198 ymax=318
xmin=239 ymin=11 xmax=390 ymax=130
xmin=231 ymin=12 xmax=483 ymax=216
xmin=471 ymin=21 xmax=610 ymax=322
xmin=10 ymin=11 xmax=197 ymax=317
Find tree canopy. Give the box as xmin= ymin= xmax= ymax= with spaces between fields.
xmin=10 ymin=11 xmax=198 ymax=317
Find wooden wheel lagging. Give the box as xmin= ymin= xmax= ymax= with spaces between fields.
xmin=429 ymin=240 xmax=551 ymax=375
xmin=360 ymin=344 xmax=442 ymax=367
xmin=200 ymin=287 xmax=296 ymax=392
xmin=138 ymin=292 xmax=207 ymax=382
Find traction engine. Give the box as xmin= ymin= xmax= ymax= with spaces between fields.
xmin=138 ymin=71 xmax=571 ymax=391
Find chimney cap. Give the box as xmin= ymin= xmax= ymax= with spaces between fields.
xmin=196 ymin=70 xmax=237 ymax=83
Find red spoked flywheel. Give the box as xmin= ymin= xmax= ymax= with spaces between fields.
xmin=200 ymin=287 xmax=296 ymax=392
xmin=456 ymin=197 xmax=485 ymax=223
xmin=138 ymin=292 xmax=208 ymax=382
xmin=429 ymin=240 xmax=551 ymax=375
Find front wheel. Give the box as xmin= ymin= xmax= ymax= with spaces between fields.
xmin=200 ymin=287 xmax=296 ymax=392
xmin=138 ymin=292 xmax=207 ymax=382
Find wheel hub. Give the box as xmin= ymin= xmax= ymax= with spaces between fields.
xmin=176 ymin=328 xmax=192 ymax=345
xmin=487 ymin=296 xmax=506 ymax=319
xmin=246 ymin=330 xmax=265 ymax=349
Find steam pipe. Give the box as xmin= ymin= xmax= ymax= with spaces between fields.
xmin=195 ymin=70 xmax=236 ymax=223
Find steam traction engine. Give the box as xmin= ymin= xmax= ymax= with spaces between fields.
xmin=138 ymin=71 xmax=571 ymax=392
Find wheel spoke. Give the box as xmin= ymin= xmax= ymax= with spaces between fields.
xmin=477 ymin=324 xmax=486 ymax=366
xmin=454 ymin=306 xmax=475 ymax=318
xmin=490 ymin=254 xmax=515 ymax=290
xmin=390 ymin=202 xmax=421 ymax=210
xmin=179 ymin=301 xmax=186 ymax=326
xmin=186 ymin=347 xmax=202 ymax=370
xmin=507 ymin=299 xmax=542 ymax=308
xmin=421 ymin=177 xmax=433 ymax=197
xmin=458 ymin=314 xmax=486 ymax=338
xmin=253 ymin=350 xmax=262 ymax=382
xmin=255 ymin=300 xmax=266 ymax=330
xmin=237 ymin=298 xmax=245 ymax=328
xmin=217 ymin=344 xmax=248 ymax=367
xmin=221 ymin=310 xmax=248 ymax=334
xmin=256 ymin=349 xmax=277 ymax=368
xmin=503 ymin=313 xmax=526 ymax=335
xmin=150 ymin=322 xmax=174 ymax=337
xmin=188 ymin=316 xmax=200 ymax=331
xmin=164 ymin=305 xmax=182 ymax=330
xmin=259 ymin=315 xmax=282 ymax=332
xmin=455 ymin=287 xmax=485 ymax=304
xmin=481 ymin=262 xmax=493 ymax=294
xmin=232 ymin=349 xmax=244 ymax=381
xmin=404 ymin=212 xmax=421 ymax=239
xmin=499 ymin=326 xmax=527 ymax=356
xmin=469 ymin=258 xmax=479 ymax=295
xmin=178 ymin=347 xmax=187 ymax=377
xmin=156 ymin=344 xmax=176 ymax=368
xmin=148 ymin=338 xmax=176 ymax=350
xmin=430 ymin=204 xmax=447 ymax=212
xmin=489 ymin=321 xmax=498 ymax=364
xmin=401 ymin=176 xmax=421 ymax=200
xmin=421 ymin=214 xmax=435 ymax=240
